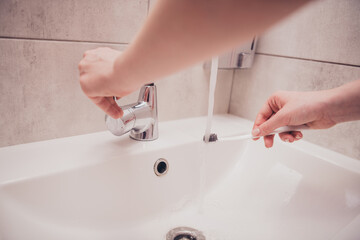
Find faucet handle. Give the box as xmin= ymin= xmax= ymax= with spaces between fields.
xmin=105 ymin=84 xmax=158 ymax=141
xmin=105 ymin=108 xmax=136 ymax=136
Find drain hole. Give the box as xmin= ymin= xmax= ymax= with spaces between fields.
xmin=154 ymin=158 xmax=168 ymax=176
xmin=167 ymin=227 xmax=205 ymax=240
xmin=157 ymin=161 xmax=167 ymax=174
xmin=174 ymin=234 xmax=197 ymax=240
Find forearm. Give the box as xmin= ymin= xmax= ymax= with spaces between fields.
xmin=113 ymin=0 xmax=310 ymax=91
xmin=327 ymin=79 xmax=360 ymax=124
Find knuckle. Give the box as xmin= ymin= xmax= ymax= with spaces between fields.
xmin=79 ymin=75 xmax=85 ymax=84
xmin=260 ymin=123 xmax=272 ymax=134
xmin=79 ymin=76 xmax=90 ymax=94
xmin=270 ymin=90 xmax=287 ymax=103
xmin=272 ymin=92 xmax=283 ymax=102
xmin=78 ymin=61 xmax=84 ymax=70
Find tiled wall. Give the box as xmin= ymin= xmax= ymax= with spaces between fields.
xmin=229 ymin=0 xmax=360 ymax=159
xmin=2 ymin=0 xmax=359 ymax=162
xmin=0 ymin=0 xmax=233 ymax=147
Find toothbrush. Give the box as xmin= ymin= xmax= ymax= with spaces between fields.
xmin=218 ymin=125 xmax=309 ymax=142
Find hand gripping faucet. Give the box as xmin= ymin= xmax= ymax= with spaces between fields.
xmin=105 ymin=84 xmax=158 ymax=141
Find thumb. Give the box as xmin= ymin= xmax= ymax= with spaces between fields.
xmin=252 ymin=111 xmax=289 ymax=137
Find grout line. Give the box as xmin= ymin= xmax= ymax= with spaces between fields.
xmin=0 ymin=36 xmax=128 ymax=45
xmin=147 ymin=0 xmax=151 ymax=15
xmin=256 ymin=52 xmax=360 ymax=68
xmin=227 ymin=69 xmax=236 ymax=114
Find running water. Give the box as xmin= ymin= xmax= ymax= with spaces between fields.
xmin=204 ymin=57 xmax=219 ymax=142
xmin=198 ymin=57 xmax=219 ymax=213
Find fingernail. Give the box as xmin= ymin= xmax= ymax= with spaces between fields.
xmin=284 ymin=138 xmax=290 ymax=143
xmin=295 ymin=134 xmax=302 ymax=139
xmin=252 ymin=128 xmax=260 ymax=136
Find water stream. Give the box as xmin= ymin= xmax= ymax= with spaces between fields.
xmin=198 ymin=57 xmax=219 ymax=213
xmin=203 ymin=57 xmax=218 ymax=142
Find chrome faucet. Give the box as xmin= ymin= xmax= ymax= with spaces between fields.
xmin=105 ymin=84 xmax=158 ymax=141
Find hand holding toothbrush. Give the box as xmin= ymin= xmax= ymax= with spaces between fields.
xmin=252 ymin=80 xmax=360 ymax=148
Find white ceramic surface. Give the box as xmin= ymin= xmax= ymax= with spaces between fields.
xmin=0 ymin=115 xmax=359 ymax=240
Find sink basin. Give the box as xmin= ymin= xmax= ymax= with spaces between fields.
xmin=0 ymin=115 xmax=359 ymax=240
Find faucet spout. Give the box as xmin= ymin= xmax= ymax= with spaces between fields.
xmin=105 ymin=84 xmax=158 ymax=141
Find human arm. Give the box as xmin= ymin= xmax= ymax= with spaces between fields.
xmin=78 ymin=0 xmax=310 ymax=118
xmin=251 ymin=79 xmax=360 ymax=148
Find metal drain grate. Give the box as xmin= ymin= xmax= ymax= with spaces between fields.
xmin=166 ymin=227 xmax=205 ymax=240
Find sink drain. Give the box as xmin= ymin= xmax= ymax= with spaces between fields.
xmin=166 ymin=227 xmax=205 ymax=240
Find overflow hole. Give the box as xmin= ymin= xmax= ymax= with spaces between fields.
xmin=154 ymin=158 xmax=168 ymax=176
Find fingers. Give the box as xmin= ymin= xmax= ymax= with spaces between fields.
xmin=78 ymin=60 xmax=86 ymax=75
xmin=253 ymin=110 xmax=290 ymax=138
xmin=78 ymin=56 xmax=96 ymax=76
xmin=262 ymin=131 xmax=302 ymax=149
xmin=89 ymin=96 xmax=123 ymax=119
xmin=279 ymin=131 xmax=303 ymax=143
xmin=78 ymin=49 xmax=103 ymax=75
xmin=264 ymin=134 xmax=275 ymax=148
xmin=251 ymin=91 xmax=307 ymax=148
xmin=252 ymin=94 xmax=282 ymax=140
xmin=252 ymin=105 xmax=274 ymax=141
xmin=252 ymin=101 xmax=275 ymax=129
xmin=78 ymin=47 xmax=127 ymax=119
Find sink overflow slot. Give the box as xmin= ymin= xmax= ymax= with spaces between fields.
xmin=154 ymin=158 xmax=169 ymax=176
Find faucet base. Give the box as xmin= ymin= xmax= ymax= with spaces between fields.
xmin=130 ymin=123 xmax=158 ymax=141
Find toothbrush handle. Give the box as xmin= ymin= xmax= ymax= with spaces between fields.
xmin=270 ymin=125 xmax=309 ymax=135
xmin=219 ymin=124 xmax=310 ymax=142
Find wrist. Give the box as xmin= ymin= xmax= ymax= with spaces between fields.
xmin=322 ymin=88 xmax=342 ymax=124
xmin=111 ymin=52 xmax=146 ymax=97
xmin=323 ymin=81 xmax=360 ymax=124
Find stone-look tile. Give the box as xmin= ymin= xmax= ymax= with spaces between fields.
xmin=0 ymin=39 xmax=138 ymax=147
xmin=0 ymin=0 xmax=148 ymax=43
xmin=0 ymin=39 xmax=233 ymax=147
xmin=148 ymin=0 xmax=157 ymax=12
xmin=257 ymin=0 xmax=360 ymax=66
xmin=214 ymin=70 xmax=234 ymax=114
xmin=156 ymin=64 xmax=233 ymax=121
xmin=229 ymin=54 xmax=360 ymax=160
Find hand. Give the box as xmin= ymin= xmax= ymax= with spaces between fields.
xmin=78 ymin=47 xmax=125 ymax=119
xmin=252 ymin=90 xmax=337 ymax=148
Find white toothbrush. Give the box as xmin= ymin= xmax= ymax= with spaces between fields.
xmin=218 ymin=125 xmax=309 ymax=142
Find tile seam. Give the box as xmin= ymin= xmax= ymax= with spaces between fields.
xmin=256 ymin=52 xmax=360 ymax=68
xmin=0 ymin=36 xmax=128 ymax=45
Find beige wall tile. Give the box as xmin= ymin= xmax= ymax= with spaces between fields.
xmin=149 ymin=0 xmax=156 ymax=12
xmin=0 ymin=39 xmax=233 ymax=146
xmin=229 ymin=54 xmax=360 ymax=159
xmin=156 ymin=65 xmax=233 ymax=121
xmin=214 ymin=70 xmax=234 ymax=115
xmin=0 ymin=39 xmax=134 ymax=147
xmin=257 ymin=0 xmax=360 ymax=66
xmin=0 ymin=0 xmax=148 ymax=43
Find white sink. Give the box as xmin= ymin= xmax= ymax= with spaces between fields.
xmin=0 ymin=115 xmax=359 ymax=240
